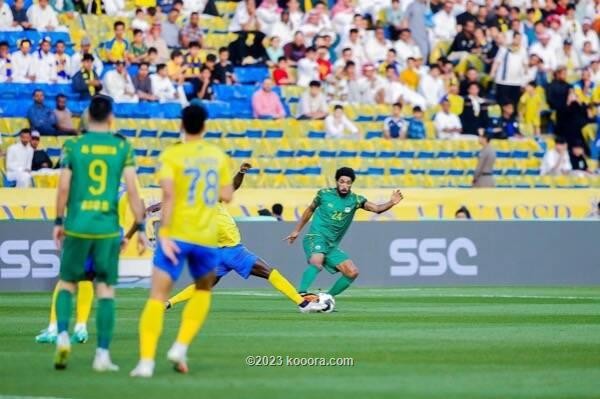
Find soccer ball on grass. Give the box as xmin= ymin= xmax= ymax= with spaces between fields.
xmin=318 ymin=293 xmax=335 ymax=313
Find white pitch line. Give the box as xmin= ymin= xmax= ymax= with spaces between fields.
xmin=0 ymin=396 xmax=71 ymax=399
xmin=212 ymin=290 xmax=600 ymax=300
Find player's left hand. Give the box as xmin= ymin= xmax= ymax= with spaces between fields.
xmin=160 ymin=237 xmax=180 ymax=264
xmin=391 ymin=189 xmax=404 ymax=205
xmin=240 ymin=162 xmax=252 ymax=173
xmin=120 ymin=237 xmax=130 ymax=253
xmin=53 ymin=226 xmax=65 ymax=250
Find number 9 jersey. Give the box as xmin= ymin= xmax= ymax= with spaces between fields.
xmin=61 ymin=132 xmax=135 ymax=238
xmin=157 ymin=141 xmax=232 ymax=247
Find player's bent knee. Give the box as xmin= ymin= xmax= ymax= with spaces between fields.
xmin=251 ymin=264 xmax=271 ymax=279
xmin=195 ymin=272 xmax=215 ymax=290
xmin=308 ymin=256 xmax=324 ymax=269
xmin=96 ymin=282 xmax=115 ymax=299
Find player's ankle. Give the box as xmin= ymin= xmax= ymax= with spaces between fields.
xmin=299 ymin=300 xmax=309 ymax=307
xmin=74 ymin=322 xmax=86 ymax=332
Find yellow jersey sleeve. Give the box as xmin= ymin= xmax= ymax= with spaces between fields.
xmin=158 ymin=148 xmax=177 ymax=181
xmin=218 ymin=151 xmax=233 ymax=187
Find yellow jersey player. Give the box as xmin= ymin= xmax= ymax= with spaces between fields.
xmin=130 ymin=105 xmax=233 ymax=378
xmin=166 ymin=162 xmax=325 ymax=313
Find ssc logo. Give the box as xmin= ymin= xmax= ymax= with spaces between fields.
xmin=344 ymin=207 xmax=351 ymax=213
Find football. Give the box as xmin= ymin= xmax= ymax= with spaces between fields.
xmin=318 ymin=293 xmax=336 ymax=313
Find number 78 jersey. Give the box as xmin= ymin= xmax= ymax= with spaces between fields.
xmin=158 ymin=141 xmax=232 ymax=247
xmin=61 ymin=132 xmax=135 ymax=238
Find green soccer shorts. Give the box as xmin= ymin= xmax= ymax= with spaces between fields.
xmin=60 ymin=234 xmax=121 ymax=285
xmin=302 ymin=234 xmax=349 ymax=274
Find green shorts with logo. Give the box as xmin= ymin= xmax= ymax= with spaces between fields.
xmin=302 ymin=234 xmax=349 ymax=274
xmin=60 ymin=234 xmax=121 ymax=285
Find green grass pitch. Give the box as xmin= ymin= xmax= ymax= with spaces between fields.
xmin=1 ymin=287 xmax=600 ymax=399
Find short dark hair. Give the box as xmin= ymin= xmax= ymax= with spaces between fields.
xmin=189 ymin=41 xmax=201 ymax=48
xmin=82 ymin=53 xmax=94 ymax=62
xmin=334 ymin=104 xmax=343 ymax=111
xmin=114 ymin=21 xmax=125 ymax=30
xmin=455 ymin=206 xmax=472 ymax=219
xmin=306 ymin=46 xmax=316 ymax=53
xmin=277 ymin=56 xmax=286 ymax=63
xmin=413 ymin=106 xmax=423 ymax=113
xmin=88 ymin=95 xmax=113 ymax=123
xmin=133 ymin=28 xmax=143 ymax=35
xmin=342 ymin=47 xmax=352 ymax=53
xmin=200 ymin=66 xmax=211 ymax=73
xmin=135 ymin=8 xmax=143 ymax=13
xmin=218 ymin=46 xmax=228 ymax=53
xmin=182 ymin=105 xmax=207 ymax=135
xmin=171 ymin=49 xmax=183 ymax=59
xmin=33 ymin=89 xmax=43 ymax=96
xmin=526 ymin=81 xmax=537 ymax=88
xmin=467 ymin=81 xmax=480 ymax=90
xmin=55 ymin=40 xmax=65 ymax=46
xmin=19 ymin=128 xmax=32 ymax=135
xmin=271 ymin=203 xmax=283 ymax=215
xmin=344 ymin=61 xmax=355 ymax=69
xmin=309 ymin=80 xmax=321 ymax=88
xmin=20 ymin=38 xmax=31 ymax=46
xmin=0 ymin=40 xmax=8 ymax=47
xmin=393 ymin=102 xmax=402 ymax=108
xmin=156 ymin=63 xmax=167 ymax=72
xmin=349 ymin=28 xmax=359 ymax=35
xmin=190 ymin=11 xmax=198 ymax=16
xmin=139 ymin=62 xmax=150 ymax=69
xmin=56 ymin=94 xmax=66 ymax=100
xmin=555 ymin=137 xmax=566 ymax=145
xmin=148 ymin=47 xmax=158 ymax=54
xmin=206 ymin=53 xmax=217 ymax=63
xmin=147 ymin=6 xmax=157 ymax=15
xmin=335 ymin=167 xmax=356 ymax=182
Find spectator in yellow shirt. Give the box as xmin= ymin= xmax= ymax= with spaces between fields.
xmin=167 ymin=49 xmax=186 ymax=85
xmin=518 ymin=81 xmax=543 ymax=136
xmin=400 ymin=57 xmax=419 ymax=91
xmin=105 ymin=21 xmax=129 ymax=63
xmin=447 ymin=83 xmax=464 ymax=115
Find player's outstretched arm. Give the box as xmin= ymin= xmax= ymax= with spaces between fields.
xmin=53 ymin=168 xmax=72 ymax=250
xmin=232 ymin=162 xmax=251 ymax=191
xmin=124 ymin=199 xmax=148 ymax=242
xmin=123 ymin=167 xmax=148 ymax=255
xmin=285 ymin=202 xmax=316 ymax=244
xmin=362 ymin=190 xmax=404 ymax=214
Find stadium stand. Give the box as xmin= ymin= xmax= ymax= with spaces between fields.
xmin=0 ymin=0 xmax=598 ymax=190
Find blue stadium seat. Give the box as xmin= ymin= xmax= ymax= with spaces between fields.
xmin=275 ymin=149 xmax=294 ymax=157
xmin=46 ymin=148 xmax=61 ymax=157
xmin=367 ymin=167 xmax=385 ymax=175
xmin=318 ymin=150 xmax=336 ymax=158
xmin=232 ymin=149 xmax=253 ymax=158
xmin=378 ymin=151 xmax=396 ymax=158
xmin=338 ymin=150 xmax=358 ymax=157
xmin=437 ymin=151 xmax=454 ymax=158
xmin=398 ymin=150 xmax=415 ymax=158
xmin=417 ymin=151 xmax=435 ymax=159
xmin=512 ymin=150 xmax=529 ymax=158
xmin=428 ymin=169 xmax=445 ymax=176
xmin=457 ymin=151 xmax=475 ymax=158
xmin=204 ymin=131 xmax=222 ymax=138
xmin=137 ymin=166 xmax=156 ymax=174
xmin=356 ymin=115 xmax=372 ymax=122
xmin=225 ymin=132 xmax=246 ymax=138
xmin=139 ymin=130 xmax=158 ymax=138
xmin=264 ymin=129 xmax=283 ymax=138
xmin=448 ymin=169 xmax=464 ymax=176
xmin=389 ymin=168 xmax=405 ymax=175
xmin=246 ymin=129 xmax=263 ymax=138
xmin=118 ymin=129 xmax=137 ymax=138
xmin=264 ymin=168 xmax=283 ymax=174
xmin=234 ymin=67 xmax=269 ymax=84
xmin=409 ymin=168 xmax=426 ymax=175
xmin=308 ymin=131 xmax=326 ymax=139
xmin=365 ymin=131 xmax=382 ymax=139
xmin=296 ymin=149 xmax=316 ymax=157
xmin=203 ymin=101 xmax=231 ymax=118
xmin=360 ymin=150 xmax=376 ymax=158
xmin=524 ymin=169 xmax=539 ymax=176
xmin=134 ymin=148 xmax=148 ymax=156
xmin=159 ymin=131 xmax=180 ymax=139
xmin=496 ymin=150 xmax=511 ymax=158
xmin=304 ymin=167 xmax=321 ymax=175
xmin=504 ymin=169 xmax=521 ymax=176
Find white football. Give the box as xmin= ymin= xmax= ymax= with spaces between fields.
xmin=318 ymin=293 xmax=336 ymax=313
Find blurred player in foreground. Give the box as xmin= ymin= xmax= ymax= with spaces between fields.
xmin=166 ymin=162 xmax=325 ymax=313
xmin=286 ymin=167 xmax=403 ymax=300
xmin=53 ymin=95 xmax=147 ymax=371
xmin=36 ymin=184 xmax=145 ymax=345
xmin=131 ymin=105 xmax=233 ymax=378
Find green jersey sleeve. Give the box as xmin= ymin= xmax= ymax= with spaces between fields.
xmin=311 ymin=189 xmax=324 ymax=208
xmin=60 ymin=139 xmax=75 ymax=169
xmin=356 ymin=194 xmax=367 ymax=209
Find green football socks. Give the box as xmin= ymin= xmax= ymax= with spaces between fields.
xmin=96 ymin=298 xmax=115 ymax=350
xmin=328 ymin=275 xmax=355 ymax=296
xmin=298 ymin=265 xmax=321 ymax=293
xmin=56 ymin=290 xmax=73 ymax=333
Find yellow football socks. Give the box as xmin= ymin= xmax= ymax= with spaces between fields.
xmin=268 ymin=269 xmax=304 ymax=305
xmin=168 ymin=284 xmax=197 ymax=307
xmin=76 ymin=281 xmax=94 ymax=326
xmin=139 ymin=299 xmax=165 ymax=360
xmin=175 ymin=289 xmax=211 ymax=345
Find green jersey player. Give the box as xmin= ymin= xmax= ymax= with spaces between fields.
xmin=52 ymin=95 xmax=147 ymax=371
xmin=285 ymin=167 xmax=403 ymax=299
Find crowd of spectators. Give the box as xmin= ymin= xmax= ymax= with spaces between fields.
xmin=0 ymin=0 xmax=598 ymax=174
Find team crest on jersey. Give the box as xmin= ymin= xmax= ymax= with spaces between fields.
xmin=344 ymin=207 xmax=351 ymax=213
xmin=315 ymin=245 xmax=322 ymax=250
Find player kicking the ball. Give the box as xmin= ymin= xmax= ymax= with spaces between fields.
xmin=285 ymin=167 xmax=403 ymax=300
xmin=52 ymin=95 xmax=147 ymax=371
xmin=166 ymin=162 xmax=324 ymax=313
